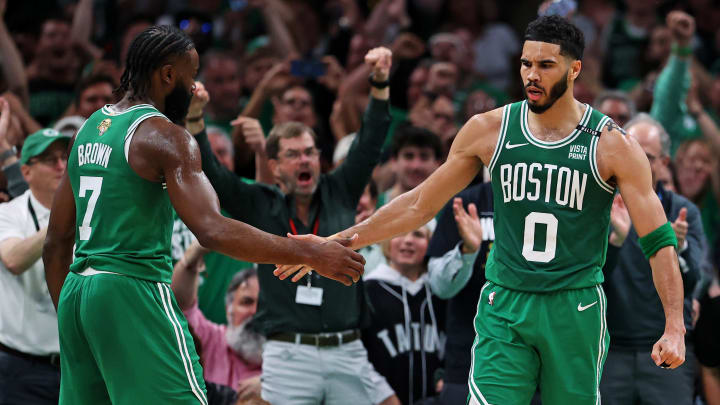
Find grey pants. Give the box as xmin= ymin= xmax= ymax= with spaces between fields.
xmin=600 ymin=346 xmax=697 ymax=405
xmin=0 ymin=351 xmax=60 ymax=405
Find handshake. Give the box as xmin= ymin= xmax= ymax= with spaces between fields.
xmin=278 ymin=233 xmax=364 ymax=286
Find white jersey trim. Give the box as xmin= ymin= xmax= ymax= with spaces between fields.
xmin=101 ymin=103 xmax=155 ymax=116
xmin=488 ymin=105 xmax=511 ymax=179
xmin=589 ymin=116 xmax=614 ymax=194
xmin=124 ymin=112 xmax=167 ymax=163
xmin=520 ymin=101 xmax=591 ymax=149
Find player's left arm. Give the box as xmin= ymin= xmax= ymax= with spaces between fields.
xmin=598 ymin=122 xmax=686 ymax=369
xmin=42 ymin=166 xmax=76 ymax=310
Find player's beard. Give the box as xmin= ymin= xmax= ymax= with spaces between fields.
xmin=164 ymin=82 xmax=193 ymax=124
xmin=525 ymin=70 xmax=569 ymax=114
xmin=225 ymin=318 xmax=265 ymax=366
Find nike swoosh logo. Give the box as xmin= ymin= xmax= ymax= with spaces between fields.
xmin=506 ymin=141 xmax=529 ymax=149
xmin=577 ymin=301 xmax=598 ymax=312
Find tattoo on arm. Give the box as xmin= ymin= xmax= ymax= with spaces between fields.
xmin=604 ymin=120 xmax=627 ymax=136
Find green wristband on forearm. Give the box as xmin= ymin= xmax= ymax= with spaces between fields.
xmin=638 ymin=222 xmax=678 ymax=259
xmin=671 ymin=43 xmax=693 ymax=57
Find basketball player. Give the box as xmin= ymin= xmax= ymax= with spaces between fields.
xmin=275 ymin=16 xmax=685 ymax=405
xmin=42 ymin=25 xmax=364 ymax=404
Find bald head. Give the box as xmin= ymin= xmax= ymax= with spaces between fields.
xmin=625 ymin=113 xmax=671 ymax=188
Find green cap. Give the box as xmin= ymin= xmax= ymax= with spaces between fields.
xmin=20 ymin=128 xmax=71 ymax=165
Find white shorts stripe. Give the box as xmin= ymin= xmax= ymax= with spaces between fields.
xmin=468 ymin=281 xmax=492 ymax=405
xmin=161 ymin=284 xmax=208 ymax=404
xmin=594 ymin=285 xmax=607 ymax=405
xmin=157 ymin=283 xmax=208 ymax=405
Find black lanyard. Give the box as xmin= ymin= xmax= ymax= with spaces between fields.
xmin=27 ymin=198 xmax=40 ymax=232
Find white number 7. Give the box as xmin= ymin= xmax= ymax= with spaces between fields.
xmin=78 ymin=176 xmax=103 ymax=241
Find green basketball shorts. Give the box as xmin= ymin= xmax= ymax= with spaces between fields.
xmin=57 ymin=271 xmax=207 ymax=405
xmin=468 ymin=281 xmax=609 ymax=405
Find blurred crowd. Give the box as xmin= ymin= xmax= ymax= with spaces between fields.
xmin=0 ymin=0 xmax=719 ymax=404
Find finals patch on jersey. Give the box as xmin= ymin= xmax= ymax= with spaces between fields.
xmin=97 ymin=118 xmax=112 ymax=136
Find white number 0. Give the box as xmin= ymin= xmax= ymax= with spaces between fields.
xmin=522 ymin=212 xmax=558 ymax=263
xmin=78 ymin=176 xmax=103 ymax=240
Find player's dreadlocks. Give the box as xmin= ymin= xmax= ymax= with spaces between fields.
xmin=116 ymin=25 xmax=194 ymax=100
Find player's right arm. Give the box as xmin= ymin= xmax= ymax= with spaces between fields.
xmin=333 ymin=109 xmax=501 ymax=249
xmin=131 ymin=118 xmax=365 ymax=286
xmin=43 ymin=156 xmax=76 ymax=310
xmin=275 ymin=111 xmax=501 ymax=281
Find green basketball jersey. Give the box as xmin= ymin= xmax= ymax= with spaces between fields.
xmin=486 ymin=100 xmax=615 ymax=292
xmin=68 ymin=104 xmax=174 ymax=283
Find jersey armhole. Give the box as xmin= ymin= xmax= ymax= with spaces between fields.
xmin=488 ymin=104 xmax=511 ymax=179
xmin=589 ymin=116 xmax=615 ymax=194
xmin=124 ymin=113 xmax=168 ymax=163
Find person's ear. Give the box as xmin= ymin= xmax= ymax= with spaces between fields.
xmin=159 ymin=64 xmax=176 ymax=87
xmin=570 ymin=60 xmax=582 ymax=81
xmin=268 ymin=158 xmax=280 ymax=178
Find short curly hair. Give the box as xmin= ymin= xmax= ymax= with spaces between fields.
xmin=524 ymin=15 xmax=585 ymax=60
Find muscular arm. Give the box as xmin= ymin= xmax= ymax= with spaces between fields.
xmin=132 ymin=119 xmax=363 ymax=284
xmin=43 ymin=169 xmax=76 ymax=309
xmin=598 ymin=122 xmax=686 ymax=367
xmin=334 ymin=110 xmax=501 ymax=248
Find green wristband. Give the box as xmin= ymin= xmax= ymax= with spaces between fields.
xmin=637 ymin=222 xmax=678 ymax=260
xmin=671 ymin=44 xmax=693 ymax=57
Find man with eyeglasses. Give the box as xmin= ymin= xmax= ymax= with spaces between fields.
xmin=0 ymin=128 xmax=69 ymax=404
xmin=189 ymin=47 xmax=400 ymax=405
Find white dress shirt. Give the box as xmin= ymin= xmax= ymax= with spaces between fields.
xmin=0 ymin=190 xmax=59 ymax=355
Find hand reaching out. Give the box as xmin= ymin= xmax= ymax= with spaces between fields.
xmin=365 ymin=47 xmax=392 ymax=81
xmin=187 ymin=81 xmax=210 ymax=119
xmin=231 ymin=116 xmax=266 ymax=154
xmin=666 ymin=11 xmax=695 ymax=47
xmin=274 ymin=233 xmax=363 ymax=285
xmin=318 ymin=55 xmax=346 ymax=93
xmin=453 ymin=197 xmax=483 ymax=254
xmin=0 ymin=97 xmax=14 ymax=152
xmin=671 ymin=207 xmax=688 ymax=250
xmin=609 ymin=194 xmax=631 ymax=247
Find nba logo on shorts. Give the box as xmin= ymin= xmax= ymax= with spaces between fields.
xmin=488 ymin=291 xmax=496 ymax=306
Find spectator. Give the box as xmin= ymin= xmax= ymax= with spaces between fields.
xmin=208 ymin=126 xmax=235 ymax=172
xmin=200 ymin=51 xmax=242 ymax=133
xmin=191 ymin=48 xmax=398 ymax=405
xmin=27 ymin=17 xmax=81 ymax=125
xmin=0 ymin=124 xmax=70 ymax=404
xmin=674 ymin=138 xmax=720 ymax=257
xmin=426 ymin=182 xmax=494 ymax=405
xmin=73 ymin=74 xmax=116 ymax=119
xmin=171 ymin=242 xmax=263 ymax=396
xmin=602 ymin=0 xmax=659 ymax=89
xmin=601 ymin=114 xmax=704 ymax=405
xmin=379 ymin=125 xmax=442 ymax=205
xmin=650 ymin=11 xmax=703 ymax=154
xmin=594 ymin=90 xmax=637 ymax=129
xmin=363 ymin=223 xmax=445 ymax=405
